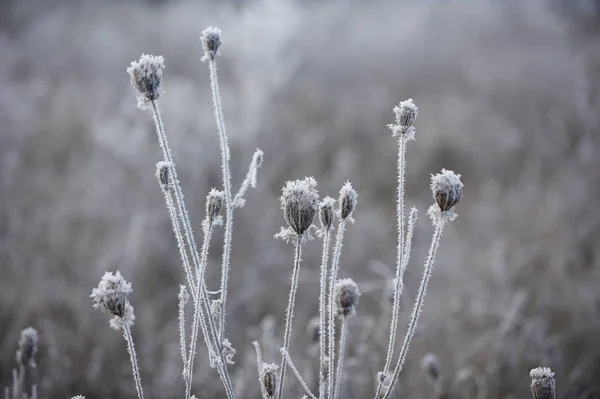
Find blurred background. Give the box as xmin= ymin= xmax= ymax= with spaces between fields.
xmin=1 ymin=0 xmax=600 ymax=398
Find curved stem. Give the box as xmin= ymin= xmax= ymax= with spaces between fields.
xmin=328 ymin=220 xmax=347 ymax=399
xmin=281 ymin=348 xmax=317 ymax=399
xmin=318 ymin=230 xmax=332 ymax=399
xmin=208 ymin=58 xmax=234 ymax=344
xmin=123 ymin=325 xmax=144 ymax=399
xmin=276 ymin=239 xmax=303 ymax=399
xmin=333 ymin=317 xmax=348 ymax=399
xmin=381 ymin=221 xmax=445 ymax=399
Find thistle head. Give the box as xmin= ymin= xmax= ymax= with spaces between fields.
xmin=126 ymin=54 xmax=165 ymax=109
xmin=201 ymin=26 xmax=222 ymax=62
xmin=279 ymin=177 xmax=319 ymax=237
xmin=155 ymin=161 xmax=171 ymax=188
xmin=389 ymin=98 xmax=418 ymax=139
xmin=334 ymin=278 xmax=361 ymax=318
xmin=259 ymin=363 xmax=279 ymax=397
xmin=206 ymin=188 xmax=225 ymax=226
xmin=90 ymin=271 xmax=135 ymax=330
xmin=338 ymin=181 xmax=358 ymax=221
xmin=16 ymin=327 xmax=38 ymax=367
xmin=428 ymin=169 xmax=463 ymax=225
xmin=421 ymin=353 xmax=442 ymax=385
xmin=318 ymin=197 xmax=336 ymax=231
xmin=530 ymin=367 xmax=556 ymax=399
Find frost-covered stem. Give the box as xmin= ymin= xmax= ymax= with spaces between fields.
xmin=280 ymin=348 xmax=317 ymax=399
xmin=380 ymin=221 xmax=446 ymax=399
xmin=162 ymin=187 xmax=197 ymax=300
xmin=333 ymin=318 xmax=348 ymax=399
xmin=123 ymin=325 xmax=144 ymax=399
xmin=276 ymin=239 xmax=303 ymax=399
xmin=178 ymin=287 xmax=189 ymax=391
xmin=328 ymin=220 xmax=347 ymax=399
xmin=151 ymin=101 xmax=233 ymax=397
xmin=233 ymin=149 xmax=263 ymax=207
xmin=253 ymin=342 xmax=269 ymax=399
xmin=318 ymin=231 xmax=332 ymax=399
xmin=207 ymin=58 xmax=234 ymax=343
xmin=375 ymin=206 xmax=418 ymax=398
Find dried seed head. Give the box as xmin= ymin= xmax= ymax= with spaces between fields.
xmin=155 ymin=161 xmax=171 ymax=188
xmin=222 ymin=338 xmax=236 ymax=365
xmin=90 ymin=271 xmax=135 ymax=330
xmin=319 ymin=197 xmax=336 ymax=231
xmin=260 ymin=363 xmax=279 ymax=397
xmin=530 ymin=367 xmax=556 ymax=399
xmin=206 ymin=189 xmax=225 ymax=225
xmin=280 ymin=177 xmax=319 ymax=236
xmin=16 ymin=327 xmax=38 ymax=367
xmin=421 ymin=353 xmax=442 ymax=384
xmin=431 ymin=169 xmax=463 ymax=212
xmin=126 ymin=54 xmax=165 ymax=108
xmin=201 ymin=26 xmax=222 ymax=62
xmin=389 ymin=98 xmax=418 ymax=138
xmin=334 ymin=278 xmax=361 ymax=318
xmin=338 ymin=181 xmax=358 ymax=221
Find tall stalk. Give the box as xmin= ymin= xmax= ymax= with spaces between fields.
xmin=123 ymin=326 xmax=144 ymax=399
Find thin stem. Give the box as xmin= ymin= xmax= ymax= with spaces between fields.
xmin=233 ymin=149 xmax=263 ymax=208
xmin=375 ymin=205 xmax=418 ymax=398
xmin=276 ymin=239 xmax=303 ymax=399
xmin=380 ymin=221 xmax=445 ymax=399
xmin=123 ymin=325 xmax=144 ymax=399
xmin=328 ymin=219 xmax=347 ymax=399
xmin=333 ymin=317 xmax=349 ymax=399
xmin=280 ymin=348 xmax=318 ymax=399
xmin=178 ymin=286 xmax=190 ymax=392
xmin=150 ymin=101 xmax=234 ymax=397
xmin=208 ymin=58 xmax=234 ymax=343
xmin=253 ymin=342 xmax=269 ymax=399
xmin=318 ymin=230 xmax=332 ymax=399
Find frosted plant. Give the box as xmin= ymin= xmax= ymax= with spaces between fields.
xmin=375 ymin=99 xmax=418 ymax=398
xmin=327 ymin=182 xmax=357 ymax=399
xmin=380 ymin=169 xmax=463 ymax=399
xmin=260 ymin=363 xmax=280 ymax=399
xmin=7 ymin=327 xmax=39 ymax=399
xmin=316 ymin=197 xmax=335 ymax=399
xmin=274 ymin=177 xmax=319 ymax=399
xmin=91 ymin=272 xmax=143 ymax=399
xmin=333 ymin=278 xmax=360 ymax=399
xmin=126 ymin=54 xmax=165 ymax=110
xmin=530 ymin=367 xmax=556 ymax=399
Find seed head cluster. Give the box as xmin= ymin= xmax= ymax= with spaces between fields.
xmin=389 ymin=98 xmax=418 ymax=139
xmin=334 ymin=278 xmax=361 ymax=318
xmin=259 ymin=363 xmax=279 ymax=397
xmin=428 ymin=169 xmax=463 ymax=224
xmin=126 ymin=54 xmax=165 ymax=109
xmin=91 ymin=271 xmax=135 ymax=330
xmin=201 ymin=26 xmax=222 ymax=62
xmin=16 ymin=327 xmax=38 ymax=367
xmin=156 ymin=161 xmax=171 ymax=188
xmin=338 ymin=181 xmax=358 ymax=221
xmin=530 ymin=367 xmax=556 ymax=399
xmin=206 ymin=188 xmax=225 ymax=226
xmin=280 ymin=177 xmax=319 ymax=237
xmin=319 ymin=197 xmax=336 ymax=231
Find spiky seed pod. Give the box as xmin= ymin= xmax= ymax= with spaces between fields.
xmin=421 ymin=353 xmax=442 ymax=384
xmin=16 ymin=327 xmax=38 ymax=367
xmin=334 ymin=278 xmax=361 ymax=318
xmin=155 ymin=161 xmax=171 ymax=188
xmin=431 ymin=169 xmax=463 ymax=212
xmin=126 ymin=54 xmax=165 ymax=106
xmin=201 ymin=26 xmax=222 ymax=61
xmin=206 ymin=189 xmax=225 ymax=224
xmin=319 ymin=197 xmax=336 ymax=231
xmin=389 ymin=98 xmax=418 ymax=138
xmin=260 ymin=363 xmax=279 ymax=397
xmin=338 ymin=181 xmax=358 ymax=220
xmin=530 ymin=367 xmax=556 ymax=399
xmin=280 ymin=177 xmax=319 ymax=236
xmin=90 ymin=271 xmax=136 ymax=330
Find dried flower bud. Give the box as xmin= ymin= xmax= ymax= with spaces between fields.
xmin=260 ymin=363 xmax=279 ymax=397
xmin=155 ymin=161 xmax=171 ymax=188
xmin=319 ymin=197 xmax=336 ymax=231
xmin=280 ymin=177 xmax=319 ymax=236
xmin=16 ymin=327 xmax=38 ymax=367
xmin=530 ymin=367 xmax=556 ymax=399
xmin=389 ymin=98 xmax=418 ymax=138
xmin=127 ymin=54 xmax=165 ymax=108
xmin=431 ymin=169 xmax=463 ymax=212
xmin=206 ymin=189 xmax=225 ymax=225
xmin=421 ymin=353 xmax=442 ymax=384
xmin=338 ymin=181 xmax=358 ymax=221
xmin=334 ymin=278 xmax=361 ymax=318
xmin=201 ymin=26 xmax=222 ymax=61
xmin=90 ymin=271 xmax=135 ymax=330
